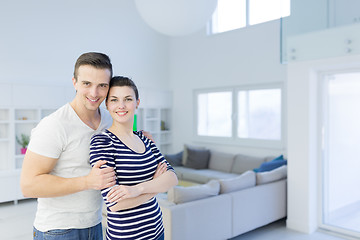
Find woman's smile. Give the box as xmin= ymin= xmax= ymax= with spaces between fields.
xmin=116 ymin=110 xmax=128 ymax=117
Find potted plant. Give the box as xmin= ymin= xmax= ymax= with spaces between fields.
xmin=16 ymin=134 xmax=30 ymax=154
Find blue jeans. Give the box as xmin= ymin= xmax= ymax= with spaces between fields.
xmin=33 ymin=223 xmax=103 ymax=240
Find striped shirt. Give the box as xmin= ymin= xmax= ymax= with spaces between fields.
xmin=89 ymin=130 xmax=173 ymax=240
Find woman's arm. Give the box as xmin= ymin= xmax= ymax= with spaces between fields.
xmin=108 ymin=162 xmax=169 ymax=212
xmin=107 ymin=168 xmax=178 ymax=203
xmin=108 ymin=193 xmax=157 ymax=212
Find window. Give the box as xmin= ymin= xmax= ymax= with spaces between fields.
xmin=195 ymin=85 xmax=283 ymax=147
xmin=211 ymin=0 xmax=246 ymax=34
xmin=237 ymin=88 xmax=281 ymax=140
xmin=197 ymin=91 xmax=232 ymax=137
xmin=210 ymin=0 xmax=291 ymax=34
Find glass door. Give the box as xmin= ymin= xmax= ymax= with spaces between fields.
xmin=320 ymin=71 xmax=360 ymax=239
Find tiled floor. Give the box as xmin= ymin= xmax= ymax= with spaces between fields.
xmin=0 ymin=199 xmax=36 ymax=240
xmin=229 ymin=219 xmax=352 ymax=240
xmin=327 ymin=201 xmax=360 ymax=234
xmin=0 ymin=198 xmax=354 ymax=240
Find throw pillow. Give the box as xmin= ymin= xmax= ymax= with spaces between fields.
xmin=182 ymin=144 xmax=206 ymax=166
xmin=256 ymin=165 xmax=287 ymax=185
xmin=270 ymin=154 xmax=284 ymax=161
xmin=164 ymin=151 xmax=183 ymax=166
xmin=219 ymin=170 xmax=256 ymax=194
xmin=183 ymin=147 xmax=210 ymax=169
xmin=167 ymin=180 xmax=220 ymax=204
xmin=253 ymin=159 xmax=287 ymax=172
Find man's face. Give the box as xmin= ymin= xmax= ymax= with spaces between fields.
xmin=72 ymin=65 xmax=111 ymax=111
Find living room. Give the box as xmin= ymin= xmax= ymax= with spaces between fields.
xmin=1 ymin=0 xmax=360 ymax=239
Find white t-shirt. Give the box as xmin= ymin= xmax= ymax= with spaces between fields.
xmin=28 ymin=103 xmax=113 ymax=232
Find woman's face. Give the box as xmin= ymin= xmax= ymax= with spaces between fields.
xmin=106 ymin=86 xmax=139 ymax=125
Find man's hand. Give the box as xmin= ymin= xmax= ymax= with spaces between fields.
xmin=141 ymin=130 xmax=155 ymax=142
xmin=87 ymin=160 xmax=116 ymax=190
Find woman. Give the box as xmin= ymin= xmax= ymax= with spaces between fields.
xmin=89 ymin=76 xmax=178 ymax=240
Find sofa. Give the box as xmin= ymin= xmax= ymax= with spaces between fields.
xmin=157 ymin=144 xmax=288 ymax=240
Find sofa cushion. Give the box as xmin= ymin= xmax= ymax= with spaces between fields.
xmin=167 ymin=180 xmax=220 ymax=204
xmin=254 ymin=158 xmax=287 ymax=172
xmin=181 ymin=170 xmax=210 ymax=184
xmin=208 ymin=150 xmax=235 ymax=173
xmin=231 ymin=154 xmax=266 ymax=174
xmin=183 ymin=147 xmax=210 ymax=169
xmin=172 ymin=166 xmax=190 ymax=180
xmin=182 ymin=169 xmax=239 ymax=184
xmin=164 ymin=151 xmax=183 ymax=166
xmin=219 ymin=170 xmax=256 ymax=194
xmin=256 ymin=165 xmax=287 ymax=185
xmin=156 ymin=193 xmax=176 ymax=207
xmin=182 ymin=144 xmax=207 ymax=166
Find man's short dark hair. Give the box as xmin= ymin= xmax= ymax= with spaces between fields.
xmin=73 ymin=52 xmax=113 ymax=80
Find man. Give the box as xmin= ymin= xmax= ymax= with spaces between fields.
xmin=21 ymin=52 xmax=117 ymax=239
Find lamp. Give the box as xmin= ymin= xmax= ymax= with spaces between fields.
xmin=135 ymin=0 xmax=218 ymax=37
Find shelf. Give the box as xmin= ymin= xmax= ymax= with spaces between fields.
xmin=15 ymin=109 xmax=37 ymax=121
xmin=145 ymin=118 xmax=159 ymax=121
xmin=15 ymin=155 xmax=25 ymax=169
xmin=0 ymin=141 xmax=10 ymax=171
xmin=160 ymin=130 xmax=171 ymax=134
xmin=0 ymin=124 xmax=9 ymax=138
xmin=136 ymin=107 xmax=172 ymax=154
xmin=0 ymin=109 xmax=9 ymax=121
xmin=0 ymin=83 xmax=75 ymax=203
xmin=15 ymin=120 xmax=39 ymax=124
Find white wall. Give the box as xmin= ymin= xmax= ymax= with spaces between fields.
xmin=0 ymin=0 xmax=170 ymax=92
xmin=169 ymin=20 xmax=287 ymax=156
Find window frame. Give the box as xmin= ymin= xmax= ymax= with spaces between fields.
xmin=193 ymin=87 xmax=234 ymax=142
xmin=194 ymin=83 xmax=285 ymax=149
xmin=208 ymin=0 xmax=291 ymax=35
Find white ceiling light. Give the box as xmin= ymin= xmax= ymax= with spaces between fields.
xmin=135 ymin=0 xmax=218 ymax=36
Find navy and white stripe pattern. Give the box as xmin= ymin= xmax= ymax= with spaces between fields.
xmin=90 ymin=130 xmax=173 ymax=240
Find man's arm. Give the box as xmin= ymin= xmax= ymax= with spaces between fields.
xmin=20 ymin=150 xmax=116 ymax=198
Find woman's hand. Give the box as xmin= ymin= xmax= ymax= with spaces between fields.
xmin=107 ymin=185 xmax=141 ymax=203
xmin=153 ymin=162 xmax=167 ymax=179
